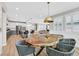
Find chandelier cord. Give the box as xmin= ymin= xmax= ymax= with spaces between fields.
xmin=47 ymin=2 xmax=50 ymax=16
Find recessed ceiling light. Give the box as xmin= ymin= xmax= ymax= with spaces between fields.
xmin=16 ymin=8 xmax=19 ymax=10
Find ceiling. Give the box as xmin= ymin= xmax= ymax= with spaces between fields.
xmin=5 ymin=2 xmax=79 ymax=22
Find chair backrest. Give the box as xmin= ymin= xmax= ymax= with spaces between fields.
xmin=57 ymin=44 xmax=74 ymax=52
xmin=16 ymin=40 xmax=35 ymax=56
xmin=59 ymin=38 xmax=76 ymax=46
xmin=46 ymin=39 xmax=76 ymax=56
xmin=46 ymin=46 xmax=75 ymax=56
xmin=57 ymin=39 xmax=76 ymax=52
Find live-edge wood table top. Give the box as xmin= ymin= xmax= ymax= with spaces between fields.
xmin=25 ymin=34 xmax=63 ymax=47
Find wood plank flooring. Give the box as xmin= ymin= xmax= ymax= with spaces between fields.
xmin=1 ymin=35 xmax=24 ymax=56
xmin=1 ymin=35 xmax=79 ymax=56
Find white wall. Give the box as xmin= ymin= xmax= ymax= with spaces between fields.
xmin=29 ymin=19 xmax=44 ymax=24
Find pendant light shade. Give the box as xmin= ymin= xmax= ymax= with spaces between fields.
xmin=44 ymin=16 xmax=53 ymax=23
xmin=44 ymin=2 xmax=54 ymax=24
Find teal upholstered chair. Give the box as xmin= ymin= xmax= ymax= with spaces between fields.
xmin=16 ymin=40 xmax=35 ymax=56
xmin=46 ymin=39 xmax=76 ymax=56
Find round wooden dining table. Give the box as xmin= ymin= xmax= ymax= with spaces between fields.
xmin=24 ymin=34 xmax=63 ymax=56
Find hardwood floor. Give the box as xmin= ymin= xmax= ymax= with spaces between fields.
xmin=74 ymin=48 xmax=79 ymax=56
xmin=1 ymin=35 xmax=24 ymax=56
xmin=1 ymin=35 xmax=79 ymax=56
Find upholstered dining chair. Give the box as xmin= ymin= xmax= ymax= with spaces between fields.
xmin=16 ymin=40 xmax=35 ymax=56
xmin=46 ymin=38 xmax=76 ymax=56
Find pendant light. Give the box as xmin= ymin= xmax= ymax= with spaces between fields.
xmin=44 ymin=2 xmax=53 ymax=24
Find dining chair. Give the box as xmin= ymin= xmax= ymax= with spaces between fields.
xmin=57 ymin=38 xmax=76 ymax=51
xmin=59 ymin=38 xmax=76 ymax=46
xmin=46 ymin=39 xmax=76 ymax=56
xmin=16 ymin=40 xmax=35 ymax=56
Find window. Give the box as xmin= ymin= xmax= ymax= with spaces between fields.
xmin=37 ymin=24 xmax=46 ymax=31
xmin=52 ymin=18 xmax=57 ymax=31
xmin=73 ymin=13 xmax=79 ymax=32
xmin=55 ymin=16 xmax=63 ymax=32
xmin=65 ymin=15 xmax=72 ymax=32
